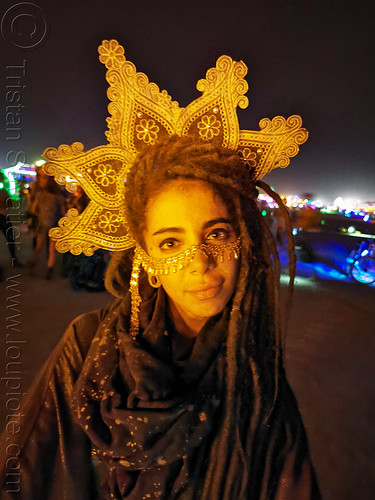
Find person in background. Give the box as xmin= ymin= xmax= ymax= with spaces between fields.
xmin=67 ymin=184 xmax=90 ymax=214
xmin=26 ymin=171 xmax=65 ymax=279
xmin=62 ymin=185 xmax=109 ymax=291
xmin=25 ymin=167 xmax=44 ymax=248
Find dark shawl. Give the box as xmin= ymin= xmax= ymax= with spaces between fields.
xmin=0 ymin=287 xmax=321 ymax=499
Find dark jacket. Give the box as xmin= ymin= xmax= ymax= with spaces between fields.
xmin=0 ymin=292 xmax=320 ymax=499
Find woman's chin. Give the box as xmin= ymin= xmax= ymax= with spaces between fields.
xmin=184 ymin=298 xmax=227 ymax=322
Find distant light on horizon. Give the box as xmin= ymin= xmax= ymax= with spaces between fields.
xmin=258 ymin=191 xmax=375 ymax=216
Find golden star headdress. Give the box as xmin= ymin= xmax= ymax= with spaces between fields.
xmin=43 ymin=39 xmax=308 ymax=256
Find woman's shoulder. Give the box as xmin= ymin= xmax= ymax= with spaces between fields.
xmin=60 ymin=298 xmax=123 ymax=359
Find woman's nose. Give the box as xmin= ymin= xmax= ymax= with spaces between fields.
xmin=188 ymin=248 xmax=214 ymax=274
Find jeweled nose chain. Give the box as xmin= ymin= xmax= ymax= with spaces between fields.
xmin=129 ymin=238 xmax=241 ymax=338
xmin=137 ymin=237 xmax=241 ymax=275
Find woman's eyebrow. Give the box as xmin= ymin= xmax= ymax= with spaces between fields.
xmin=152 ymin=226 xmax=185 ymax=236
xmin=203 ymin=218 xmax=233 ymax=230
xmin=152 ymin=218 xmax=233 ymax=236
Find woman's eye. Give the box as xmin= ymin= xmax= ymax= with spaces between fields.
xmin=159 ymin=239 xmax=181 ymax=252
xmin=206 ymin=228 xmax=232 ymax=243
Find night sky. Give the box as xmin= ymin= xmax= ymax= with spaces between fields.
xmin=1 ymin=0 xmax=374 ymax=202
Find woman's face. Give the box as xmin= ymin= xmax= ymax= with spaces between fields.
xmin=143 ymin=179 xmax=239 ymax=334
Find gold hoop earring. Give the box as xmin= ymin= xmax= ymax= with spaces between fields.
xmin=148 ymin=274 xmax=161 ymax=288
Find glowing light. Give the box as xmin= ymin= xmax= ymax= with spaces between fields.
xmin=313 ymin=264 xmax=347 ymax=281
xmin=35 ymin=160 xmax=46 ymax=167
xmin=347 ymin=233 xmax=375 ymax=240
xmin=347 ymin=226 xmax=356 ymax=233
xmin=280 ymin=274 xmax=317 ymax=288
xmin=2 ymin=162 xmax=36 ymax=176
xmin=312 ymin=199 xmax=324 ymax=208
xmin=3 ymin=170 xmax=16 ymax=195
xmin=253 ymin=192 xmax=373 ymax=215
xmin=1 ymin=162 xmax=37 ymax=197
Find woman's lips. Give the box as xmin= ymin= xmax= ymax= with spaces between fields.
xmin=187 ymin=283 xmax=223 ymax=300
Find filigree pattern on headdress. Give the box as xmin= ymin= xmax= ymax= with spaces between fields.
xmin=43 ymin=39 xmax=308 ymax=255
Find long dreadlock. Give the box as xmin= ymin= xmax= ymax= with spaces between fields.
xmin=104 ymin=135 xmax=298 ymax=498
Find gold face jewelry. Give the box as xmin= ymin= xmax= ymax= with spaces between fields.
xmin=129 ymin=238 xmax=241 ymax=338
xmin=137 ymin=237 xmax=241 ymax=276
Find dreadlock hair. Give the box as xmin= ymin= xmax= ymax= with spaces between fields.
xmin=104 ymin=135 xmax=298 ymax=498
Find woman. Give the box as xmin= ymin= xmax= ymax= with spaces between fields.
xmin=26 ymin=170 xmax=66 ymax=279
xmin=0 ymin=135 xmax=320 ymax=499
